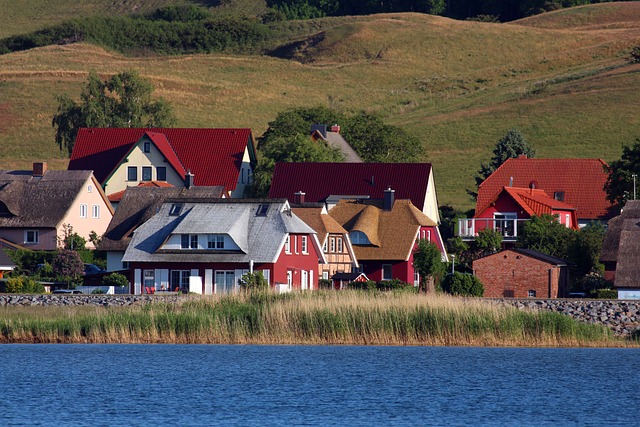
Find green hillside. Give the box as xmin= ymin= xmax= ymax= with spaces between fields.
xmin=0 ymin=2 xmax=638 ymax=209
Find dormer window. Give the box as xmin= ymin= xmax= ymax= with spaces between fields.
xmin=554 ymin=191 xmax=565 ymax=202
xmin=350 ymin=231 xmax=371 ymax=245
xmin=207 ymin=234 xmax=225 ymax=249
xmin=169 ymin=203 xmax=183 ymax=216
xmin=181 ymin=234 xmax=198 ymax=249
xmin=256 ymin=204 xmax=269 ymax=216
xmin=143 ymin=141 xmax=151 ymax=153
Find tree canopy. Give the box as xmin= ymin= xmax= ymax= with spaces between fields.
xmin=413 ymin=239 xmax=445 ymax=292
xmin=469 ymin=129 xmax=535 ymax=200
xmin=516 ymin=214 xmax=573 ymax=260
xmin=604 ymin=138 xmax=640 ymax=211
xmin=52 ymin=70 xmax=176 ymax=156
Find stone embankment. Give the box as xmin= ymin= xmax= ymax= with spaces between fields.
xmin=496 ymin=299 xmax=640 ymax=336
xmin=1 ymin=294 xmax=639 ymax=337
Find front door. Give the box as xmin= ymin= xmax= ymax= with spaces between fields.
xmin=301 ymin=270 xmax=308 ymax=290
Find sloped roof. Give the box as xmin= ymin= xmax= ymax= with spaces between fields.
xmin=476 ymin=157 xmax=613 ymax=220
xmin=614 ymin=218 xmax=640 ymax=289
xmin=68 ymin=128 xmax=255 ymax=191
xmin=475 ymin=248 xmax=569 ymax=266
xmin=107 ymin=181 xmax=174 ymax=203
xmin=99 ymin=186 xmax=225 ymax=252
xmin=601 ymin=200 xmax=640 ymax=265
xmin=0 ymin=169 xmax=93 ymax=228
xmin=311 ymin=130 xmax=363 ymax=163
xmin=291 ymin=206 xmax=348 ymax=245
xmin=483 ymin=187 xmax=576 ymax=218
xmin=328 ymin=199 xmax=436 ymax=261
xmin=0 ymin=249 xmax=16 ymax=270
xmin=123 ymin=200 xmax=319 ymax=264
xmin=269 ymin=163 xmax=433 ymax=212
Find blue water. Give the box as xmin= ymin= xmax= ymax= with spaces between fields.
xmin=0 ymin=345 xmax=638 ymax=426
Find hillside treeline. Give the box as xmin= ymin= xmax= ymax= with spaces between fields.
xmin=268 ymin=0 xmax=624 ymax=22
xmin=0 ymin=6 xmax=273 ymax=55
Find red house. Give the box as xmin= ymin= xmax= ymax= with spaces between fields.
xmin=459 ymin=186 xmax=579 ymax=242
xmin=328 ymin=190 xmax=444 ymax=285
xmin=122 ymin=199 xmax=325 ymax=294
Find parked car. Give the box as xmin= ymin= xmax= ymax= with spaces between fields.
xmin=84 ymin=264 xmax=106 ymax=276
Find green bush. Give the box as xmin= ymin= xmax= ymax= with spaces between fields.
xmin=591 ymin=289 xmax=618 ymax=300
xmin=318 ymin=279 xmax=333 ymax=289
xmin=4 ymin=276 xmax=45 ymax=294
xmin=239 ymin=271 xmax=269 ymax=291
xmin=348 ymin=280 xmax=377 ymax=291
xmin=91 ymin=288 xmax=106 ymax=294
xmin=441 ymin=272 xmax=484 ymax=297
xmin=6 ymin=249 xmax=55 ymax=275
xmin=102 ymin=272 xmax=128 ymax=288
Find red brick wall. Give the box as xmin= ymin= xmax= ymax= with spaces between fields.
xmin=473 ymin=250 xmax=561 ymax=298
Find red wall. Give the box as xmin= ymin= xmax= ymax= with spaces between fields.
xmin=272 ymin=233 xmax=322 ymax=289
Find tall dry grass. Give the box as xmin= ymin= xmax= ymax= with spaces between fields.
xmin=0 ymin=291 xmax=629 ymax=347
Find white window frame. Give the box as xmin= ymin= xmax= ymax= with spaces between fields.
xmin=80 ymin=204 xmax=87 ymax=218
xmin=285 ymin=235 xmax=291 ymax=254
xmin=336 ymin=237 xmax=343 ymax=253
xmin=528 ymin=290 xmax=537 ymax=298
xmin=382 ymin=264 xmax=393 ymax=281
xmin=25 ymin=230 xmax=39 ymax=244
xmin=330 ymin=237 xmax=336 ymax=253
xmin=143 ymin=141 xmax=151 ymax=153
xmin=181 ymin=234 xmax=198 ymax=249
xmin=301 ymin=235 xmax=308 ymax=254
xmin=143 ymin=270 xmax=155 ymax=289
xmin=156 ymin=166 xmax=167 ymax=181
xmin=142 ymin=166 xmax=152 ymax=182
xmin=87 ymin=185 xmax=93 ymax=193
xmin=322 ymin=239 xmax=328 ymax=253
xmin=207 ymin=234 xmax=224 ymax=249
xmin=92 ymin=204 xmax=100 ymax=219
xmin=127 ymin=166 xmax=137 ymax=182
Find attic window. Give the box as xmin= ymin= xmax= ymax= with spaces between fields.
xmin=169 ymin=203 xmax=183 ymax=216
xmin=143 ymin=142 xmax=151 ymax=153
xmin=256 ymin=204 xmax=269 ymax=217
xmin=350 ymin=231 xmax=371 ymax=245
xmin=554 ymin=191 xmax=565 ymax=202
xmin=0 ymin=201 xmax=12 ymax=217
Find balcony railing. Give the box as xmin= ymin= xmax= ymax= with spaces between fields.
xmin=457 ymin=218 xmax=530 ymax=241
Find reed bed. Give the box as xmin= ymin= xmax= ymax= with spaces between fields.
xmin=0 ymin=291 xmax=630 ymax=347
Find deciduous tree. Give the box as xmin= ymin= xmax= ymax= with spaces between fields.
xmin=604 ymin=138 xmax=640 ymax=211
xmin=413 ymin=239 xmax=445 ymax=292
xmin=516 ymin=214 xmax=573 ymax=259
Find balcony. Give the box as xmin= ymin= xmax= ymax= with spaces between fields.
xmin=457 ymin=218 xmax=530 ymax=241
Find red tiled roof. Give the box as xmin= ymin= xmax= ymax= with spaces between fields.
xmin=502 ymin=187 xmax=576 ymax=217
xmin=476 ymin=158 xmax=613 ymax=220
xmin=69 ymin=128 xmax=255 ymax=191
xmin=107 ymin=181 xmax=174 ymax=202
xmin=269 ymin=163 xmax=433 ymax=211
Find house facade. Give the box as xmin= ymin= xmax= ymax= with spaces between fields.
xmin=291 ymin=202 xmax=358 ymax=282
xmin=328 ymin=191 xmax=445 ymax=285
xmin=473 ymin=249 xmax=571 ymax=298
xmin=68 ymin=128 xmax=257 ymax=199
xmin=0 ymin=163 xmax=113 ymax=250
xmin=99 ymin=186 xmax=225 ymax=272
xmin=459 ymin=186 xmax=579 ymax=242
xmin=122 ymin=199 xmax=325 ymax=294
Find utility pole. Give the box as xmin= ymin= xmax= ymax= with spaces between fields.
xmin=633 ymin=173 xmax=637 ymax=200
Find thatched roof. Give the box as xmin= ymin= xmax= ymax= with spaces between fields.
xmin=601 ymin=200 xmax=640 ymax=289
xmin=0 ymin=170 xmax=93 ymax=228
xmin=99 ymin=186 xmax=225 ymax=252
xmin=291 ymin=205 xmax=347 ymax=246
xmin=329 ymin=199 xmax=436 ymax=261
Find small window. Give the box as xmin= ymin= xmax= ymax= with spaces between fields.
xmin=87 ymin=185 xmax=93 ymax=193
xmin=336 ymin=237 xmax=343 ymax=253
xmin=142 ymin=166 xmax=152 ymax=182
xmin=528 ymin=290 xmax=537 ymax=298
xmin=322 ymin=271 xmax=329 ymax=280
xmin=285 ymin=235 xmax=291 ymax=253
xmin=350 ymin=231 xmax=371 ymax=245
xmin=208 ymin=234 xmax=224 ymax=249
xmin=143 ymin=141 xmax=151 ymax=153
xmin=80 ymin=204 xmax=87 ymax=218
xmin=554 ymin=191 xmax=565 ymax=202
xmin=92 ymin=205 xmax=100 ymax=219
xmin=256 ymin=204 xmax=269 ymax=216
xmin=382 ymin=264 xmax=393 ymax=281
xmin=330 ymin=237 xmax=336 ymax=253
xmin=144 ymin=270 xmax=155 ymax=288
xmin=322 ymin=239 xmax=328 ymax=252
xmin=156 ymin=166 xmax=167 ymax=181
xmin=25 ymin=230 xmax=39 ymax=244
xmin=127 ymin=166 xmax=137 ymax=181
xmin=169 ymin=203 xmax=183 ymax=216
xmin=181 ymin=234 xmax=197 ymax=249
xmin=301 ymin=236 xmax=308 ymax=254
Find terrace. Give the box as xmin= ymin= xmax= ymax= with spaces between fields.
xmin=457 ymin=217 xmax=530 ymax=241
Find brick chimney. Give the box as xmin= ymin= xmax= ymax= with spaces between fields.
xmin=184 ymin=171 xmax=195 ymax=189
xmin=294 ymin=191 xmax=306 ymax=205
xmin=33 ymin=162 xmax=47 ymax=177
xmin=517 ymin=154 xmax=528 ymax=159
xmin=383 ymin=187 xmax=395 ymax=211
xmin=330 ymin=124 xmax=341 ymax=134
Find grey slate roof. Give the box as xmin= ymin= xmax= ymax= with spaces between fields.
xmin=0 ymin=249 xmax=16 ymax=270
xmin=0 ymin=170 xmax=93 ymax=228
xmin=99 ymin=186 xmax=225 ymax=252
xmin=513 ymin=248 xmax=570 ymax=266
xmin=123 ymin=199 xmax=317 ymax=264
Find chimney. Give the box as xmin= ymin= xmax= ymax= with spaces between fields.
xmin=330 ymin=124 xmax=341 ymax=134
xmin=509 ymin=176 xmax=513 ymax=187
xmin=310 ymin=124 xmax=327 ymax=139
xmin=383 ymin=187 xmax=395 ymax=210
xmin=517 ymin=154 xmax=528 ymax=159
xmin=33 ymin=162 xmax=47 ymax=177
xmin=185 ymin=171 xmax=195 ymax=189
xmin=294 ymin=191 xmax=306 ymax=205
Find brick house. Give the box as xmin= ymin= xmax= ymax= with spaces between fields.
xmin=473 ymin=249 xmax=571 ymax=298
xmin=68 ymin=128 xmax=257 ymax=200
xmin=122 ymin=199 xmax=325 ymax=294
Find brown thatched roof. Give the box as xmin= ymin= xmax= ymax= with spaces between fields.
xmin=99 ymin=186 xmax=225 ymax=251
xmin=329 ymin=199 xmax=436 ymax=261
xmin=601 ymin=200 xmax=640 ymax=263
xmin=0 ymin=170 xmax=93 ymax=228
xmin=601 ymin=200 xmax=640 ymax=289
xmin=291 ymin=206 xmax=347 ymax=246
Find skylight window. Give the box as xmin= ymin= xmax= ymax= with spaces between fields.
xmin=169 ymin=203 xmax=183 ymax=216
xmin=256 ymin=204 xmax=269 ymax=217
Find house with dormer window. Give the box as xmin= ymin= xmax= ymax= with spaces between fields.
xmin=68 ymin=128 xmax=257 ymax=201
xmin=122 ymin=199 xmax=325 ymax=294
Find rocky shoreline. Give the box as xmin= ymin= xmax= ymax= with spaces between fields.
xmin=1 ymin=294 xmax=639 ymax=337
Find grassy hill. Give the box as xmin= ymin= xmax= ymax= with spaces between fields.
xmin=0 ymin=2 xmax=638 ymax=209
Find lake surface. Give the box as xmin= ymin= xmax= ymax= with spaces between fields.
xmin=0 ymin=345 xmax=637 ymax=426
